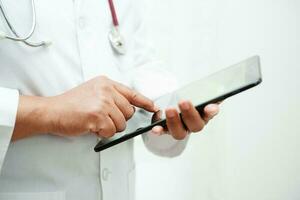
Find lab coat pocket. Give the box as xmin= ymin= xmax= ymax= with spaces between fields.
xmin=0 ymin=191 xmax=65 ymax=200
xmin=127 ymin=166 xmax=136 ymax=200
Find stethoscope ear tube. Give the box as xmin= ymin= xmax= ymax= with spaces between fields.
xmin=0 ymin=0 xmax=124 ymax=50
xmin=0 ymin=0 xmax=50 ymax=47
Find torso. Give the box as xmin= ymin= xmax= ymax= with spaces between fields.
xmin=0 ymin=1 xmax=138 ymax=199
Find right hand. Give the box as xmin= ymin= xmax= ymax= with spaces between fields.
xmin=14 ymin=76 xmax=158 ymax=140
xmin=51 ymin=76 xmax=159 ymax=138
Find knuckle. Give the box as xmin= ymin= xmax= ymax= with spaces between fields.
xmin=93 ymin=106 xmax=103 ymax=115
xmin=117 ymin=122 xmax=127 ymax=132
xmin=87 ymin=111 xmax=102 ymax=122
xmin=98 ymin=75 xmax=108 ymax=81
xmin=125 ymin=107 xmax=135 ymax=120
xmin=131 ymin=91 xmax=139 ymax=101
xmin=100 ymin=84 xmax=112 ymax=92
xmin=101 ymin=129 xmax=115 ymax=138
xmin=87 ymin=122 xmax=98 ymax=132
xmin=99 ymin=97 xmax=112 ymax=107
xmin=149 ymin=100 xmax=155 ymax=108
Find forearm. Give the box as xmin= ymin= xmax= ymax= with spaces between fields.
xmin=12 ymin=76 xmax=158 ymax=141
xmin=12 ymin=96 xmax=54 ymax=141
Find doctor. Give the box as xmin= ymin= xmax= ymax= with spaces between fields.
xmin=0 ymin=0 xmax=219 ymax=200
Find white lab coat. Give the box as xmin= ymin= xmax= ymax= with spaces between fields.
xmin=0 ymin=0 xmax=188 ymax=200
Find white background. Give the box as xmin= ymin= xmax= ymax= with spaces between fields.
xmin=134 ymin=0 xmax=300 ymax=200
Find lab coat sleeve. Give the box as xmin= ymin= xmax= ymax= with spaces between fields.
xmin=0 ymin=87 xmax=19 ymax=173
xmin=123 ymin=2 xmax=189 ymax=157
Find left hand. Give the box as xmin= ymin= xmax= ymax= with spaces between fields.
xmin=151 ymin=100 xmax=220 ymax=140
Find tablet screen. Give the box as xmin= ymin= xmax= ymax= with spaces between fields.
xmin=95 ymin=56 xmax=262 ymax=151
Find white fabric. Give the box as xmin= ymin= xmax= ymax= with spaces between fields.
xmin=0 ymin=0 xmax=188 ymax=200
xmin=0 ymin=88 xmax=19 ymax=173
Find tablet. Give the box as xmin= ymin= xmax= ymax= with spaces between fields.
xmin=94 ymin=56 xmax=262 ymax=152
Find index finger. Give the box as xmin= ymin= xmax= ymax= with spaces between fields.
xmin=113 ymin=82 xmax=159 ymax=112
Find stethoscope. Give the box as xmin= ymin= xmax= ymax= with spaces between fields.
xmin=0 ymin=0 xmax=126 ymax=54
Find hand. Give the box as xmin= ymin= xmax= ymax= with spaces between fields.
xmin=151 ymin=100 xmax=220 ymax=140
xmin=13 ymin=76 xmax=158 ymax=140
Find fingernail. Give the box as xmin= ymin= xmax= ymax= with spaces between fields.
xmin=152 ymin=126 xmax=161 ymax=134
xmin=166 ymin=110 xmax=175 ymax=118
xmin=206 ymin=104 xmax=219 ymax=114
xmin=180 ymin=101 xmax=190 ymax=110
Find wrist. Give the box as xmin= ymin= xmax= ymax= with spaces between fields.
xmin=35 ymin=96 xmax=57 ymax=133
xmin=42 ymin=95 xmax=64 ymax=134
xmin=13 ymin=96 xmax=53 ymax=140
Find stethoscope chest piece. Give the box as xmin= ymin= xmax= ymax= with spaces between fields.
xmin=108 ymin=27 xmax=126 ymax=55
xmin=0 ymin=0 xmax=124 ymax=50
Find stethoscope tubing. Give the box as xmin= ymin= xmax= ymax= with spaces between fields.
xmin=0 ymin=0 xmax=122 ymax=48
xmin=0 ymin=0 xmax=46 ymax=47
xmin=108 ymin=0 xmax=119 ymax=27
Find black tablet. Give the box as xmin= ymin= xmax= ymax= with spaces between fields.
xmin=94 ymin=56 xmax=262 ymax=152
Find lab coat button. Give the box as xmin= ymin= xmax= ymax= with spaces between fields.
xmin=102 ymin=168 xmax=112 ymax=181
